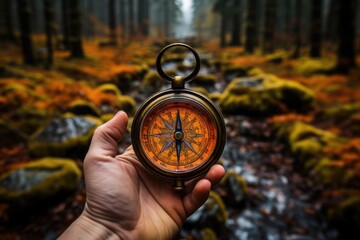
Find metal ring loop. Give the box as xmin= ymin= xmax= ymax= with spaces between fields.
xmin=156 ymin=43 xmax=201 ymax=83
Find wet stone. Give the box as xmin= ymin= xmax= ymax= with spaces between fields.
xmin=34 ymin=116 xmax=96 ymax=143
xmin=0 ymin=168 xmax=58 ymax=191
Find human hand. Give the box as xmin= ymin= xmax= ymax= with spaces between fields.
xmin=59 ymin=111 xmax=225 ymax=239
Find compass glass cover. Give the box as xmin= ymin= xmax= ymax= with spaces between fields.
xmin=140 ymin=99 xmax=217 ymax=174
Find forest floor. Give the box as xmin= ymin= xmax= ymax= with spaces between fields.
xmin=0 ymin=38 xmax=360 ymax=239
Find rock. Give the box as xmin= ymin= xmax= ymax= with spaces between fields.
xmin=295 ymin=57 xmax=335 ymax=75
xmin=193 ymin=73 xmax=217 ymax=86
xmin=29 ymin=114 xmax=102 ymax=157
xmin=8 ymin=107 xmax=48 ymax=136
xmin=276 ymin=121 xmax=344 ymax=167
xmin=185 ymin=191 xmax=227 ymax=235
xmin=0 ymin=120 xmax=27 ymax=146
xmin=116 ymin=95 xmax=136 ymax=115
xmin=218 ymin=170 xmax=247 ymax=207
xmin=209 ymin=92 xmax=222 ymax=102
xmin=96 ymin=83 xmax=122 ymax=96
xmin=317 ymin=102 xmax=360 ymax=123
xmin=219 ymin=74 xmax=314 ymax=116
xmin=68 ymin=100 xmax=101 ymax=117
xmin=329 ymin=195 xmax=360 ymax=239
xmin=142 ymin=71 xmax=164 ymax=95
xmin=0 ymin=158 xmax=81 ymax=207
xmin=221 ymin=64 xmax=248 ymax=82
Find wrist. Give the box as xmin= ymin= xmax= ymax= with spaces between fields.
xmin=59 ymin=212 xmax=120 ymax=240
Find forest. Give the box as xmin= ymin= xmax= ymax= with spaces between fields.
xmin=0 ymin=0 xmax=360 ymax=239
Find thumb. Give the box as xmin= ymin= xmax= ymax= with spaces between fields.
xmin=86 ymin=111 xmax=128 ymax=159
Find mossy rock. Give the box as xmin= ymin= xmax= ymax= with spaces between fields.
xmin=0 ymin=120 xmax=27 ymax=146
xmin=209 ymin=92 xmax=222 ymax=102
xmin=100 ymin=113 xmax=115 ymax=123
xmin=192 ymin=73 xmax=217 ymax=86
xmin=29 ymin=114 xmax=102 ymax=157
xmin=221 ymin=64 xmax=248 ymax=82
xmin=276 ymin=121 xmax=344 ymax=167
xmin=68 ymin=100 xmax=101 ymax=117
xmin=295 ymin=57 xmax=335 ymax=75
xmin=8 ymin=107 xmax=48 ymax=136
xmin=185 ymin=191 xmax=227 ymax=235
xmin=116 ymin=95 xmax=136 ymax=115
xmin=328 ymin=195 xmax=360 ymax=239
xmin=219 ymin=74 xmax=314 ymax=116
xmin=266 ymin=51 xmax=288 ymax=64
xmin=96 ymin=83 xmax=122 ymax=96
xmin=0 ymin=158 xmax=81 ymax=207
xmin=219 ymin=170 xmax=247 ymax=207
xmin=318 ymin=102 xmax=360 ymax=123
xmin=142 ymin=71 xmax=163 ymax=94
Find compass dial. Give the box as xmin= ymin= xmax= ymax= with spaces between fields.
xmin=140 ymin=100 xmax=217 ymax=173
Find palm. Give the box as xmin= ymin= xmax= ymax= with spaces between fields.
xmin=79 ymin=111 xmax=224 ymax=239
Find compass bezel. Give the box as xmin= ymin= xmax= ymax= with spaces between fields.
xmin=131 ymin=88 xmax=226 ymax=182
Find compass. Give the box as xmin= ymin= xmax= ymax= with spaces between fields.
xmin=131 ymin=43 xmax=226 ymax=191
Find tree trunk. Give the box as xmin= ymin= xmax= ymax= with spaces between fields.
xmin=128 ymin=0 xmax=135 ymax=39
xmin=44 ymin=0 xmax=54 ymax=66
xmin=245 ymin=0 xmax=258 ymax=52
xmin=220 ymin=4 xmax=227 ymax=47
xmin=310 ymin=0 xmax=322 ymax=57
xmin=164 ymin=0 xmax=170 ymax=38
xmin=292 ymin=0 xmax=302 ymax=58
xmin=4 ymin=0 xmax=16 ymax=41
xmin=17 ymin=0 xmax=36 ymax=65
xmin=263 ymin=0 xmax=277 ymax=53
xmin=119 ymin=0 xmax=126 ymax=40
xmin=336 ymin=0 xmax=357 ymax=72
xmin=61 ymin=0 xmax=70 ymax=49
xmin=138 ymin=0 xmax=149 ymax=37
xmin=324 ymin=0 xmax=338 ymax=44
xmin=109 ymin=0 xmax=117 ymax=44
xmin=69 ymin=0 xmax=85 ymax=58
xmin=231 ymin=0 xmax=242 ymax=46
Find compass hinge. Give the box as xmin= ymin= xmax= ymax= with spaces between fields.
xmin=172 ymin=76 xmax=185 ymax=89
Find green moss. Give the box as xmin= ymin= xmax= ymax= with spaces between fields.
xmin=219 ymin=74 xmax=314 ymax=116
xmin=204 ymin=191 xmax=228 ymax=225
xmin=209 ymin=92 xmax=222 ymax=102
xmin=96 ymin=83 xmax=122 ymax=96
xmin=328 ymin=194 xmax=360 ymax=235
xmin=319 ymin=102 xmax=360 ymax=123
xmin=295 ymin=57 xmax=335 ymax=75
xmin=248 ymin=67 xmax=265 ymax=76
xmin=221 ymin=64 xmax=248 ymax=78
xmin=68 ymin=100 xmax=101 ymax=117
xmin=116 ymin=95 xmax=136 ymax=115
xmin=0 ymin=158 xmax=81 ymax=205
xmin=276 ymin=121 xmax=345 ymax=170
xmin=200 ymin=228 xmax=217 ymax=240
xmin=0 ymin=120 xmax=28 ymax=146
xmin=266 ymin=50 xmax=288 ymax=64
xmin=193 ymin=73 xmax=217 ymax=86
xmin=9 ymin=107 xmax=48 ymax=136
xmin=100 ymin=113 xmax=115 ymax=123
xmin=143 ymin=71 xmax=163 ymax=91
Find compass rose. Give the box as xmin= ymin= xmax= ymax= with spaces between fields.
xmin=151 ymin=109 xmax=203 ymax=162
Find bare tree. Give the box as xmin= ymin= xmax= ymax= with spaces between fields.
xmin=17 ymin=0 xmax=36 ymax=64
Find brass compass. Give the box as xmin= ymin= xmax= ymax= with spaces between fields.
xmin=131 ymin=43 xmax=226 ymax=191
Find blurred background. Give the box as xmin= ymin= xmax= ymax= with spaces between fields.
xmin=0 ymin=0 xmax=360 ymax=239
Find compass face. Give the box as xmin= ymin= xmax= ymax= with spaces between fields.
xmin=139 ymin=99 xmax=218 ymax=174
